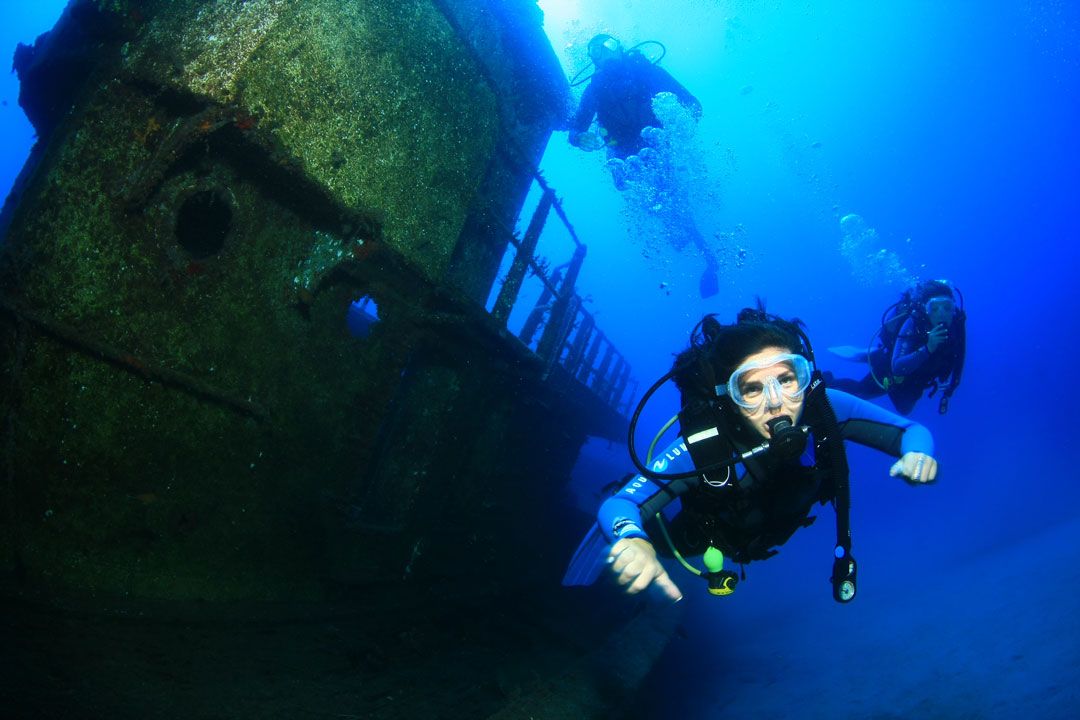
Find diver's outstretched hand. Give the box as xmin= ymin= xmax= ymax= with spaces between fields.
xmin=570 ymin=131 xmax=606 ymax=152
xmin=890 ymin=451 xmax=938 ymax=484
xmin=608 ymin=538 xmax=683 ymax=602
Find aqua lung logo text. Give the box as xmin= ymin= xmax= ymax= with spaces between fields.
xmin=650 ymin=441 xmax=689 ymax=473
xmin=622 ymin=476 xmax=649 ymax=495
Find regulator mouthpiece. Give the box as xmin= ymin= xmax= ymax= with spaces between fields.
xmin=765 ymin=416 xmax=809 ymax=459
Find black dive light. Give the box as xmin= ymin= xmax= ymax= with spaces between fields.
xmin=831 ymin=551 xmax=858 ymax=603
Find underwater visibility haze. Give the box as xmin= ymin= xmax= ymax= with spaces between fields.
xmin=2 ymin=0 xmax=1078 ymax=718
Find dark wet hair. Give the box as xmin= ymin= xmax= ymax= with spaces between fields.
xmin=913 ymin=279 xmax=955 ymax=305
xmin=673 ymin=301 xmax=807 ymax=403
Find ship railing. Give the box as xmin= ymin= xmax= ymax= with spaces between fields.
xmin=426 ymin=1 xmax=637 ymax=418
xmin=485 ymin=174 xmax=637 ymax=419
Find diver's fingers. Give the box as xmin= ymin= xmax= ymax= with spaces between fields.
xmin=653 ymin=570 xmax=683 ymax=602
xmin=897 ymin=453 xmax=938 ymax=484
xmin=617 ymin=555 xmax=653 ymax=591
xmin=891 ymin=453 xmax=926 ymax=482
xmin=609 ymin=543 xmax=638 ymax=574
xmin=913 ymin=453 xmax=938 ymax=483
xmin=609 ymin=537 xmax=645 ymax=557
xmin=923 ymin=457 xmax=939 ymax=482
xmin=609 ymin=538 xmax=634 ymax=557
xmin=625 ymin=558 xmax=667 ymax=595
xmin=613 ymin=553 xmax=641 ymax=583
xmin=609 ymin=541 xmax=681 ymax=601
xmin=625 ymin=565 xmax=654 ymax=594
xmin=610 ymin=540 xmax=648 ymax=579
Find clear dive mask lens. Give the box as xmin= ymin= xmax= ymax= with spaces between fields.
xmin=589 ymin=36 xmax=621 ymax=63
xmin=925 ymin=297 xmax=956 ymax=316
xmin=717 ymin=353 xmax=812 ymax=412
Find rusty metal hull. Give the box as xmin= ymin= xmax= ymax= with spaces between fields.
xmin=0 ymin=2 xmax=665 ymax=717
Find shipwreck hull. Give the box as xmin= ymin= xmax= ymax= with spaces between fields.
xmin=0 ymin=1 xmax=677 ymax=717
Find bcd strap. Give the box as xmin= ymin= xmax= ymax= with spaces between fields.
xmin=679 ymin=401 xmax=735 ymax=488
xmin=939 ymin=310 xmax=966 ymax=414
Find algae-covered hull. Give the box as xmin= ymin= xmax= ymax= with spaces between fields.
xmin=1 ymin=1 xmax=675 ymax=717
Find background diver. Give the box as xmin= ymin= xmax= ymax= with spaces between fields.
xmin=568 ymin=33 xmax=719 ymax=299
xmin=563 ymin=305 xmax=938 ymax=602
xmin=826 ymin=279 xmax=966 ymax=415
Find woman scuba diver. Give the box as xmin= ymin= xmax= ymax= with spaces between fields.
xmin=563 ymin=305 xmax=938 ymax=603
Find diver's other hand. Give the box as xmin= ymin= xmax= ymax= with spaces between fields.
xmin=570 ymin=131 xmax=606 ymax=152
xmin=926 ymin=324 xmax=949 ymax=353
xmin=608 ymin=538 xmax=682 ymax=601
xmin=890 ymin=452 xmax=938 ymax=484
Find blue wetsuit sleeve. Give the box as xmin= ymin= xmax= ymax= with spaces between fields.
xmin=596 ymin=436 xmax=696 ymax=544
xmin=892 ymin=317 xmax=929 ymax=376
xmin=827 ymin=388 xmax=935 ymax=457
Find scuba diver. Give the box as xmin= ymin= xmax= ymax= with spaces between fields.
xmin=569 ymin=34 xmax=702 ymax=159
xmin=563 ymin=305 xmax=938 ymax=603
xmin=826 ymin=279 xmax=966 ymax=415
xmin=568 ymin=34 xmax=719 ymax=299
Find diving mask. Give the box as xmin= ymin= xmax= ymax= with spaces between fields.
xmin=924 ymin=296 xmax=956 ymax=315
xmin=717 ymin=353 xmax=812 ymax=412
xmin=588 ymin=35 xmax=622 ymax=64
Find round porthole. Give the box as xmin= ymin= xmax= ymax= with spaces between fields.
xmin=175 ymin=189 xmax=232 ymax=258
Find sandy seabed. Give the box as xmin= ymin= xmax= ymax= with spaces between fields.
xmin=675 ymin=517 xmax=1080 ymax=720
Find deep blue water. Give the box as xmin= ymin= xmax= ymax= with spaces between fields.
xmin=2 ymin=1 xmax=1078 ymax=717
xmin=536 ymin=1 xmax=1080 ymax=716
xmin=539 ymin=0 xmax=1080 ymax=544
xmin=0 ymin=3 xmax=66 ymax=201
